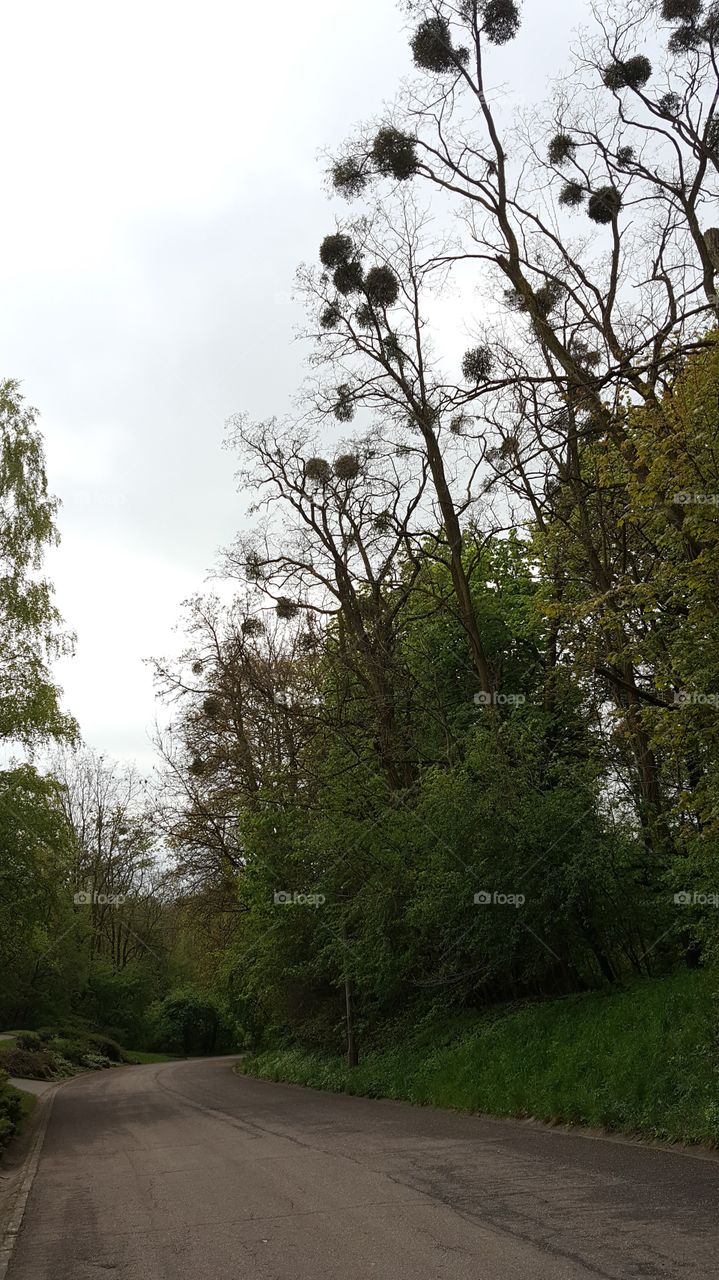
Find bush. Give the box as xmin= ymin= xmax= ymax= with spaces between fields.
xmin=84 ymin=1032 xmax=127 ymax=1063
xmin=15 ymin=1031 xmax=43 ymax=1052
xmin=45 ymin=1052 xmax=76 ymax=1077
xmin=241 ymin=971 xmax=719 ymax=1147
xmin=0 ymin=1048 xmax=56 ymax=1081
xmin=79 ymin=1053 xmax=113 ymax=1070
xmin=0 ymin=1072 xmax=22 ymax=1154
xmin=46 ymin=1037 xmax=87 ymax=1064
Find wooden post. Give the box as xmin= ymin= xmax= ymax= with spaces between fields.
xmin=342 ymin=919 xmax=358 ymax=1067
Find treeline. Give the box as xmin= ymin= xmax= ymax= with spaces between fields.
xmin=152 ymin=1 xmax=719 ymax=1056
xmin=0 ymin=380 xmax=236 ymax=1050
xmin=3 ymin=1 xmax=719 ymax=1066
xmin=0 ymin=744 xmax=237 ymax=1052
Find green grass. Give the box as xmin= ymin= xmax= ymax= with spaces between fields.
xmin=240 ymin=969 xmax=719 ymax=1147
xmin=125 ymin=1051 xmax=179 ymax=1064
xmin=14 ymin=1088 xmax=38 ymax=1123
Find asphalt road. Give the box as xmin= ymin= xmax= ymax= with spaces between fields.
xmin=6 ymin=1057 xmax=719 ymax=1279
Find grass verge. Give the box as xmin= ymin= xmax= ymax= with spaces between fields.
xmin=125 ymin=1051 xmax=178 ymax=1064
xmin=239 ymin=969 xmax=719 ymax=1147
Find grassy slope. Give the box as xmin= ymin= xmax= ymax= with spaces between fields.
xmin=240 ymin=969 xmax=719 ymax=1146
xmin=125 ymin=1051 xmax=178 ymax=1064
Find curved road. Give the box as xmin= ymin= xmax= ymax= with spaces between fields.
xmin=6 ymin=1058 xmax=718 ymax=1279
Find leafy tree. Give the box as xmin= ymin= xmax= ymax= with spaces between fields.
xmin=0 ymin=379 xmax=75 ymax=745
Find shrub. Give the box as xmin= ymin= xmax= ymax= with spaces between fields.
xmin=0 ymin=1072 xmax=22 ymax=1154
xmin=0 ymin=1048 xmax=56 ymax=1080
xmin=275 ymin=597 xmax=300 ymax=620
xmin=669 ymin=23 xmax=702 ymax=51
xmin=79 ymin=1053 xmax=113 ymax=1070
xmin=45 ymin=1052 xmax=75 ymax=1077
xmin=15 ymin=1031 xmax=43 ymax=1052
xmin=320 ymin=304 xmax=341 ymax=330
xmin=46 ymin=1037 xmax=87 ymax=1064
xmin=84 ymin=1032 xmax=127 ymax=1063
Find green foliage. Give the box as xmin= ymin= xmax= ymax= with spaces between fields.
xmin=548 ymin=132 xmax=576 ymax=165
xmin=146 ymin=991 xmax=222 ymax=1055
xmin=410 ymin=17 xmax=468 ymax=72
xmin=0 ymin=380 xmax=76 ymax=746
xmin=0 ymin=1073 xmax=23 ymax=1153
xmin=559 ymin=181 xmax=584 ymax=207
xmin=0 ymin=766 xmax=79 ymax=1029
xmin=603 ymin=56 xmax=652 ymax=90
xmin=15 ymin=1031 xmax=42 ymax=1051
xmin=363 ymin=265 xmax=399 ymax=308
xmin=587 ymin=185 xmax=622 ymax=222
xmin=0 ymin=1048 xmax=57 ymax=1080
xmin=371 ymin=127 xmax=418 ymax=181
xmin=331 ymin=156 xmax=368 ymax=198
xmin=333 ymin=384 xmax=355 ymax=422
xmin=480 ymin=0 xmax=521 ymax=45
xmin=305 ymin=456 xmax=332 ymax=484
xmin=662 ymin=0 xmax=703 ymax=21
xmin=319 ymin=233 xmax=354 ymax=269
xmin=461 ymin=345 xmax=493 ymax=381
xmin=243 ymin=970 xmax=719 ymax=1145
xmin=334 ymin=453 xmax=361 ymax=480
xmin=333 ymin=260 xmax=364 ymax=295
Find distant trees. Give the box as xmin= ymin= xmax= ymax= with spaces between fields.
xmin=0 ymin=766 xmax=78 ymax=1027
xmin=52 ymin=749 xmax=165 ymax=972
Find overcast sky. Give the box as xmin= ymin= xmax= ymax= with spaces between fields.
xmin=1 ymin=0 xmax=572 ymax=772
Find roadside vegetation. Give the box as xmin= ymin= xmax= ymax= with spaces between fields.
xmin=3 ymin=1 xmax=719 ymax=1149
xmin=242 ymin=971 xmax=719 ymax=1146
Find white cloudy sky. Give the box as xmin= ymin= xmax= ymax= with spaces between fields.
xmin=1 ymin=0 xmax=572 ymax=771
